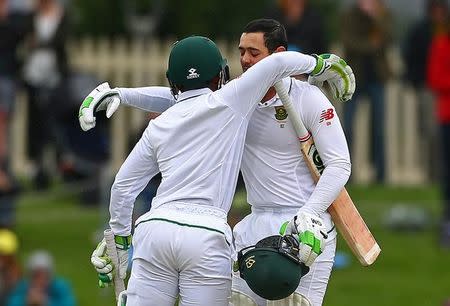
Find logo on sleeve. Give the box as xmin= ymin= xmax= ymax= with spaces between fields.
xmin=274 ymin=106 xmax=288 ymax=120
xmin=319 ymin=108 xmax=334 ymax=126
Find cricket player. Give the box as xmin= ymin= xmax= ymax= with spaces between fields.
xmin=87 ymin=35 xmax=352 ymax=306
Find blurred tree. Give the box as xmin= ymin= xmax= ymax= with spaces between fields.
xmin=69 ymin=0 xmax=340 ymax=41
xmin=156 ymin=0 xmax=269 ymax=39
xmin=310 ymin=0 xmax=340 ymax=44
xmin=70 ymin=0 xmax=126 ymax=37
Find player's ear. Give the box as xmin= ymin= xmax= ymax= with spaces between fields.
xmin=274 ymin=46 xmax=287 ymax=53
xmin=209 ymin=75 xmax=221 ymax=91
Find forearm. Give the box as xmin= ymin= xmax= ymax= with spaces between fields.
xmin=302 ymin=160 xmax=351 ymax=216
xmin=109 ymin=130 xmax=159 ymax=235
xmin=266 ymin=51 xmax=317 ymax=79
xmin=117 ymin=86 xmax=175 ymax=113
xmin=222 ymin=52 xmax=316 ymax=115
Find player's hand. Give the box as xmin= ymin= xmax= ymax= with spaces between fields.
xmin=279 ymin=211 xmax=327 ymax=267
xmin=91 ymin=235 xmax=131 ymax=287
xmin=78 ymin=82 xmax=121 ymax=131
xmin=309 ymin=54 xmax=356 ymax=103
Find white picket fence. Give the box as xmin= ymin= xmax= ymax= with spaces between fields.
xmin=9 ymin=38 xmax=434 ymax=185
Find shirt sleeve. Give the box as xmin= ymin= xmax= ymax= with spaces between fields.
xmin=109 ymin=126 xmax=160 ymax=235
xmin=117 ymin=86 xmax=176 ymax=113
xmin=296 ymin=84 xmax=351 ymax=216
xmin=217 ymin=51 xmax=316 ymax=117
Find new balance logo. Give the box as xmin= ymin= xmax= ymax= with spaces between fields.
xmin=187 ymin=68 xmax=200 ymax=79
xmin=319 ymin=108 xmax=334 ymax=125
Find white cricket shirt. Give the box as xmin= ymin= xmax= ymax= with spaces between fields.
xmin=109 ymin=51 xmax=316 ymax=235
xmin=118 ymin=78 xmax=351 ymax=235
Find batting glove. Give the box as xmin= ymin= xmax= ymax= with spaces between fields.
xmin=309 ymin=54 xmax=356 ymax=103
xmin=78 ymin=82 xmax=121 ymax=131
xmin=280 ymin=211 xmax=327 ymax=267
xmin=91 ymin=235 xmax=131 ymax=288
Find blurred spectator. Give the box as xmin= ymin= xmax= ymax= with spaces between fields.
xmin=0 ymin=229 xmax=21 ymax=305
xmin=403 ymin=0 xmax=449 ymax=179
xmin=266 ymin=0 xmax=327 ymax=54
xmin=7 ymin=250 xmax=75 ymax=306
xmin=340 ymin=0 xmax=393 ymax=183
xmin=22 ymin=0 xmax=69 ymax=189
xmin=0 ymin=192 xmax=18 ymax=228
xmin=53 ymin=71 xmax=110 ymax=206
xmin=404 ymin=0 xmax=449 ymax=87
xmin=426 ymin=13 xmax=450 ymax=248
xmin=0 ymin=0 xmax=30 ymax=193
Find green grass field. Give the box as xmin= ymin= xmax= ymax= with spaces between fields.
xmin=12 ymin=184 xmax=450 ymax=306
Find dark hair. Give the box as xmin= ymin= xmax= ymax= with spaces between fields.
xmin=242 ymin=18 xmax=288 ymax=53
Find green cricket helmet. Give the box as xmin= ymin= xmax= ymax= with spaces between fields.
xmin=237 ymin=235 xmax=309 ymax=301
xmin=166 ymin=36 xmax=229 ymax=92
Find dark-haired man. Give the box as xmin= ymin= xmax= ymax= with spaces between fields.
xmin=84 ymin=19 xmax=354 ymax=306
xmin=87 ymin=34 xmax=352 ymax=306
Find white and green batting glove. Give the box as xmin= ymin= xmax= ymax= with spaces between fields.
xmin=309 ymin=54 xmax=356 ymax=103
xmin=91 ymin=235 xmax=131 ymax=288
xmin=78 ymin=82 xmax=121 ymax=131
xmin=279 ymin=211 xmax=327 ymax=267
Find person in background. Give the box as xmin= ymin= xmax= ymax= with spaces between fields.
xmin=426 ymin=10 xmax=450 ymax=248
xmin=266 ymin=0 xmax=327 ymax=54
xmin=7 ymin=250 xmax=75 ymax=306
xmin=341 ymin=0 xmax=392 ymax=183
xmin=0 ymin=0 xmax=30 ymax=195
xmin=22 ymin=0 xmax=69 ymax=189
xmin=403 ymin=0 xmax=449 ymax=179
xmin=0 ymin=229 xmax=21 ymax=305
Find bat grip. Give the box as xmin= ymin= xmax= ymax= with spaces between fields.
xmin=104 ymin=229 xmax=126 ymax=300
xmin=274 ymin=80 xmax=309 ymax=138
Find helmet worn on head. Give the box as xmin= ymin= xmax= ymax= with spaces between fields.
xmin=166 ymin=36 xmax=229 ymax=91
xmin=237 ymin=235 xmax=309 ymax=300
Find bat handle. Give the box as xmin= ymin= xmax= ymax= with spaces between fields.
xmin=274 ymin=80 xmax=309 ymax=138
xmin=104 ymin=229 xmax=126 ymax=301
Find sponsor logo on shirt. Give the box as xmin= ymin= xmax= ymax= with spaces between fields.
xmin=319 ymin=108 xmax=334 ymax=126
xmin=187 ymin=68 xmax=200 ymax=79
xmin=274 ymin=106 xmax=288 ymax=120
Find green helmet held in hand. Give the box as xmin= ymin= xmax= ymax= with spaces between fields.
xmin=166 ymin=36 xmax=230 ymax=95
xmin=237 ymin=235 xmax=309 ymax=300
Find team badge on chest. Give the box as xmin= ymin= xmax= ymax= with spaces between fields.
xmin=274 ymin=106 xmax=288 ymax=120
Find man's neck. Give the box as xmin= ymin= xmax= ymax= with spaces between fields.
xmin=261 ymin=87 xmax=276 ymax=102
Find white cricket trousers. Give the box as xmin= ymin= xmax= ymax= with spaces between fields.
xmin=126 ymin=203 xmax=233 ymax=306
xmin=232 ymin=207 xmax=337 ymax=306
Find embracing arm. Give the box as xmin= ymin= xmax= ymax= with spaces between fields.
xmin=299 ymin=86 xmax=351 ymax=216
xmin=219 ymin=51 xmax=354 ymax=116
xmin=79 ymin=84 xmax=175 ymax=131
xmin=219 ymin=51 xmax=317 ymax=116
xmin=117 ymin=86 xmax=175 ymax=112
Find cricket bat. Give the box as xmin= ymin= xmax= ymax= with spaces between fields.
xmin=274 ymin=81 xmax=381 ymax=266
xmin=104 ymin=229 xmax=127 ymax=303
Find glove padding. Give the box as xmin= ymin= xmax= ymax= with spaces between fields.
xmin=279 ymin=211 xmax=327 ymax=267
xmin=91 ymin=236 xmax=130 ymax=288
xmin=79 ymin=82 xmax=121 ymax=131
xmin=309 ymin=54 xmax=356 ymax=103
